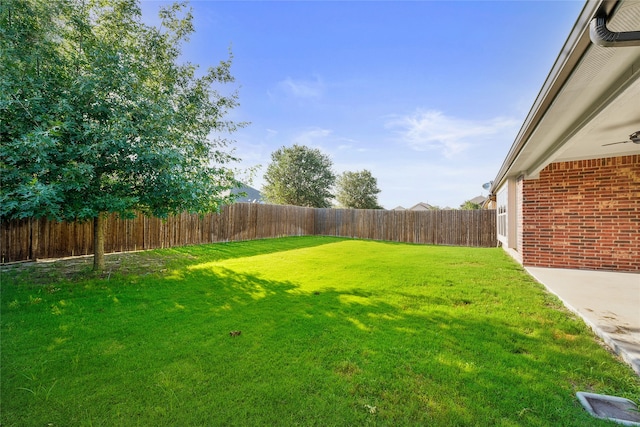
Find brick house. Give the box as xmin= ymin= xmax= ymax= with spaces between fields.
xmin=490 ymin=0 xmax=640 ymax=273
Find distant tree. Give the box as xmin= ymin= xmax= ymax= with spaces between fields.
xmin=0 ymin=0 xmax=243 ymax=270
xmin=336 ymin=170 xmax=382 ymax=209
xmin=262 ymin=144 xmax=335 ymax=207
xmin=460 ymin=200 xmax=482 ymax=210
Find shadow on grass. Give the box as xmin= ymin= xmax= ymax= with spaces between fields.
xmin=163 ymin=236 xmax=347 ymax=266
xmin=2 ymin=239 xmax=638 ymax=426
xmin=136 ymin=264 xmax=637 ymax=425
xmin=0 ymin=236 xmax=346 ymax=286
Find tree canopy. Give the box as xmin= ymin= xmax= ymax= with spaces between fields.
xmin=0 ymin=0 xmax=244 ymax=269
xmin=262 ymin=144 xmax=335 ymax=208
xmin=335 ymin=170 xmax=382 ymax=209
xmin=460 ymin=200 xmax=482 ymax=210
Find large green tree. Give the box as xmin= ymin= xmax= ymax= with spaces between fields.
xmin=262 ymin=144 xmax=335 ymax=208
xmin=0 ymin=0 xmax=243 ymax=270
xmin=335 ymin=169 xmax=382 ymax=209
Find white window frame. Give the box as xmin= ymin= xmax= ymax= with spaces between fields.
xmin=497 ymin=186 xmax=508 ymax=244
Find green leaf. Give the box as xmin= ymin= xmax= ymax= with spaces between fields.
xmin=1 ymin=0 xmax=245 ymax=223
xmin=262 ymin=144 xmax=336 ymax=208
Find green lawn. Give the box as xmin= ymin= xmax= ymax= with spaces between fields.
xmin=2 ymin=237 xmax=638 ymax=426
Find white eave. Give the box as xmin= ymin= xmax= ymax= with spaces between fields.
xmin=491 ymin=0 xmax=640 ymax=193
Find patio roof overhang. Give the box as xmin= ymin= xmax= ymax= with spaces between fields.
xmin=490 ymin=0 xmax=640 ymax=193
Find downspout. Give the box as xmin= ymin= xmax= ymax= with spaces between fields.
xmin=590 ymin=14 xmax=640 ymax=47
xmin=488 ymin=0 xmax=603 ymax=198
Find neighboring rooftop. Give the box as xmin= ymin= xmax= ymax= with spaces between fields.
xmin=409 ymin=202 xmax=434 ymax=211
xmin=468 ymin=195 xmax=487 ymax=205
xmin=230 ymin=184 xmax=263 ymax=203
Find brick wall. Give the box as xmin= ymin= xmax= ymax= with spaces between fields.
xmin=522 ymin=155 xmax=639 ymax=272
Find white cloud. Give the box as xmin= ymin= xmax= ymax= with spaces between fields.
xmin=337 ymin=141 xmax=367 ymax=152
xmin=266 ymin=128 xmax=279 ymax=138
xmin=276 ymin=75 xmax=325 ymax=99
xmin=386 ymin=109 xmax=519 ymax=158
xmin=292 ymin=128 xmax=333 ymax=146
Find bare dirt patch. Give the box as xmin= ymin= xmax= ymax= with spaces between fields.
xmin=1 ymin=251 xmax=178 ymax=284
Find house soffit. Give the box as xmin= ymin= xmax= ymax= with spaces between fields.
xmin=495 ymin=0 xmax=640 ymax=185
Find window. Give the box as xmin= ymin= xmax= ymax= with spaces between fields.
xmin=497 ymin=187 xmax=507 ymax=240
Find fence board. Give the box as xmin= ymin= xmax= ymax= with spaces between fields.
xmin=0 ymin=204 xmax=496 ymax=263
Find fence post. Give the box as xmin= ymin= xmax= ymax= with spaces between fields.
xmin=30 ymin=218 xmax=39 ymax=260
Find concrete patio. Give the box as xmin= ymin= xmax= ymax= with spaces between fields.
xmin=526 ymin=267 xmax=640 ymax=376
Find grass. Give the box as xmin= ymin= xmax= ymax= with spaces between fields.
xmin=2 ymin=236 xmax=639 ymax=426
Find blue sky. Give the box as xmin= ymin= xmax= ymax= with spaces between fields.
xmin=140 ymin=0 xmax=585 ymax=209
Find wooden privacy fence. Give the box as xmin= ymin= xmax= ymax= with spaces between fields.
xmin=1 ymin=203 xmax=496 ymax=263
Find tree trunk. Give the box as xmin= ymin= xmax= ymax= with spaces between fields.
xmin=93 ymin=214 xmax=105 ymax=271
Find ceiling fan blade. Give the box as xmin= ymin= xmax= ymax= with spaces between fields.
xmin=602 ymin=140 xmax=630 ymax=146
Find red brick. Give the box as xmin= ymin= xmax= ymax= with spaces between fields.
xmin=521 ymin=155 xmax=639 ymax=272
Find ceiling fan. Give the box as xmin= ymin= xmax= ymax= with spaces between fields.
xmin=602 ymin=130 xmax=640 ymax=146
